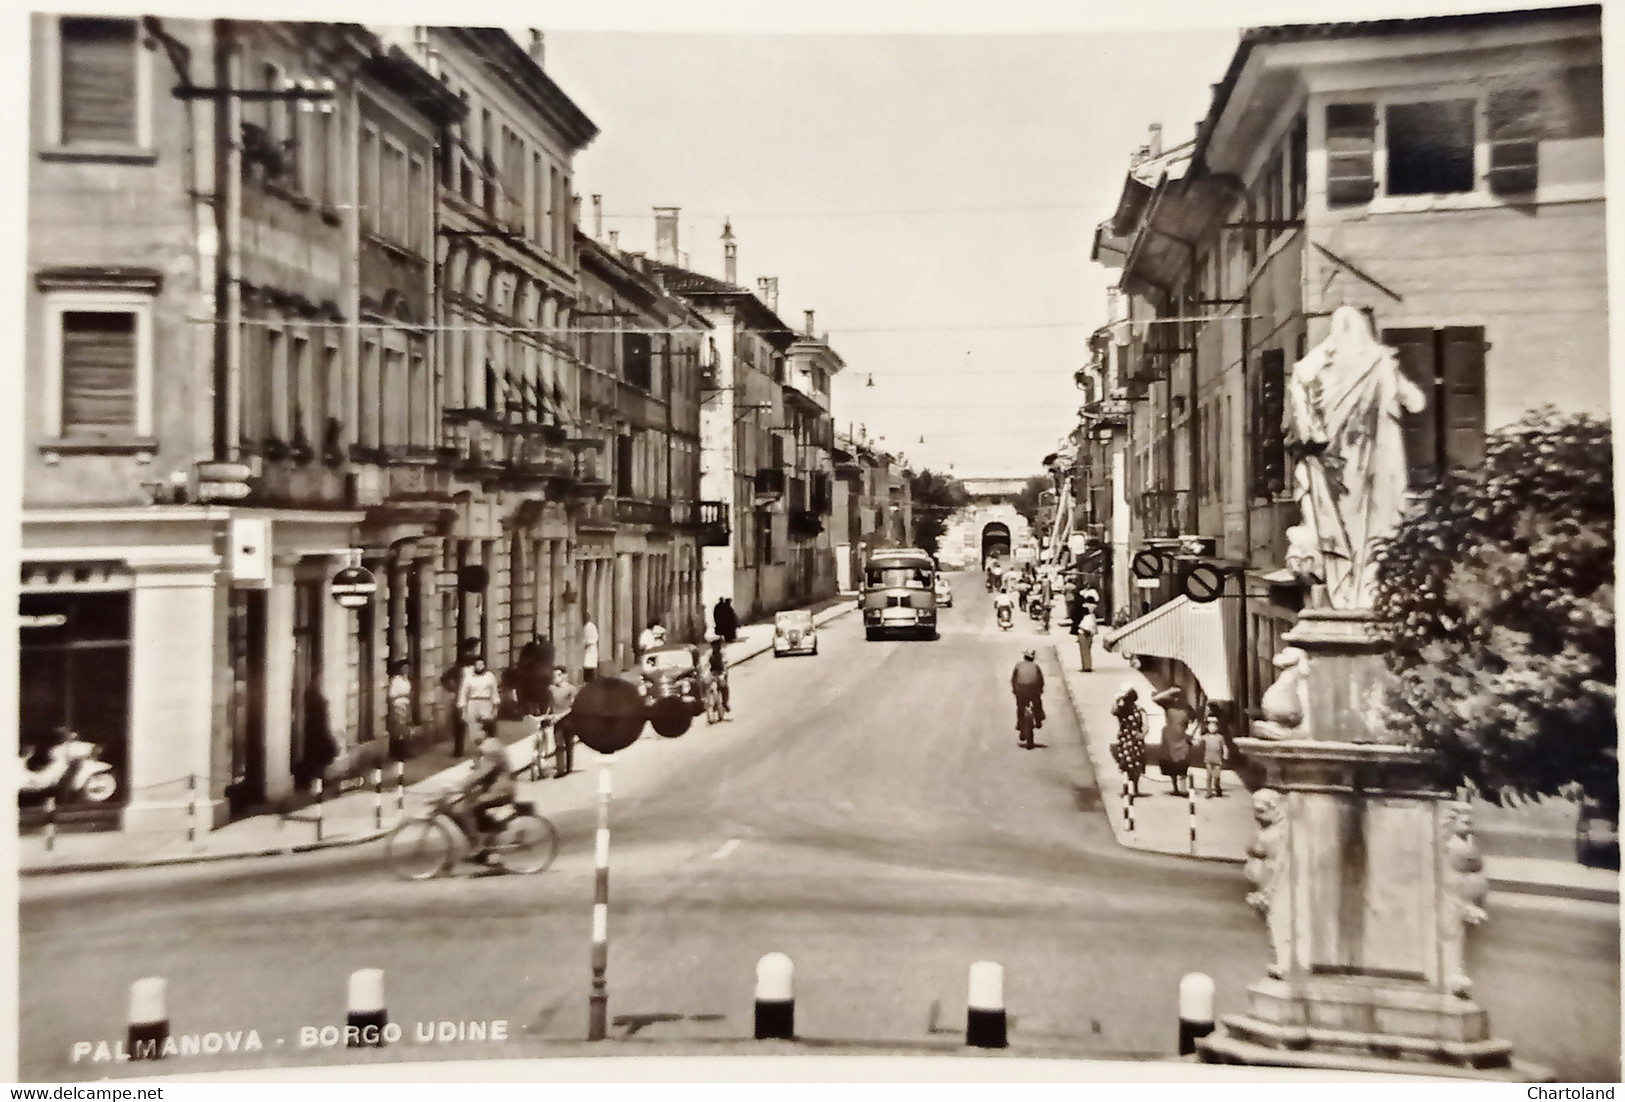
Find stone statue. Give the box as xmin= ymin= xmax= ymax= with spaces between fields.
xmin=1283 ymin=306 xmax=1427 ymax=609
xmin=1253 ymin=647 xmax=1310 ymax=740
xmin=1440 ymin=801 xmax=1490 ymax=997
xmin=1243 ymin=789 xmax=1292 ymax=979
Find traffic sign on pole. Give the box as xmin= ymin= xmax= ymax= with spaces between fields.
xmin=330 ymin=566 xmax=378 ymax=609
xmin=1183 ymin=562 xmax=1226 ymax=604
xmin=1131 ymin=549 xmax=1163 ymax=580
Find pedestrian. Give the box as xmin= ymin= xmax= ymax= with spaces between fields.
xmin=1077 ymin=605 xmax=1097 ymax=672
xmin=546 ymin=666 xmax=579 ymax=777
xmin=581 ymin=610 xmax=600 ymax=683
xmin=386 ymin=660 xmax=413 ymax=760
xmin=705 ymin=631 xmax=732 ymax=717
xmin=638 ymin=618 xmax=666 ymax=657
xmin=440 ymin=638 xmax=480 ymax=755
xmin=1110 ymin=687 xmax=1148 ymax=797
xmin=456 ymin=656 xmax=501 ymax=756
xmin=1201 ymin=710 xmax=1227 ymax=798
xmin=1154 ymin=687 xmax=1195 ymax=796
xmin=714 ymin=597 xmax=739 ymax=644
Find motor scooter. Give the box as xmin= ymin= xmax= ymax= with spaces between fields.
xmin=18 ymin=732 xmax=118 ymax=803
xmin=997 ymin=606 xmax=1014 ymax=631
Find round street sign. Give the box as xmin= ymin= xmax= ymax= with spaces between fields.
xmin=330 ymin=566 xmax=378 ymax=609
xmin=1131 ymin=549 xmax=1163 ymax=580
xmin=1184 ymin=562 xmax=1226 ymax=604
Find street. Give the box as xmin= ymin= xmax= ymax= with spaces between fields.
xmin=19 ymin=574 xmax=1620 ymax=1081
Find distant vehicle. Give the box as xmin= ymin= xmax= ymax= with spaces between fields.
xmin=773 ymin=609 xmax=819 ymax=657
xmin=637 ymin=644 xmax=707 ymax=737
xmin=861 ymin=547 xmax=939 ymax=641
xmin=934 ymin=575 xmax=954 ymax=607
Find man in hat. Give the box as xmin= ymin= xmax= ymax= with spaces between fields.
xmin=1010 ymin=648 xmax=1046 ymax=748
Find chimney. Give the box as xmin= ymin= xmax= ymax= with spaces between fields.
xmin=722 ymin=219 xmax=737 ymax=285
xmin=1147 ymin=122 xmax=1163 ymax=158
xmin=607 ymin=230 xmax=619 ymax=249
xmin=757 ymin=277 xmax=779 ymax=313
xmin=804 ymin=309 xmax=815 ymax=336
xmin=591 ymin=195 xmax=603 ymax=239
xmin=654 ymin=207 xmax=680 ymax=264
xmin=527 ymin=30 xmax=545 ymax=66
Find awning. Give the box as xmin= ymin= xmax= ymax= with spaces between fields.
xmin=1102 ymin=594 xmax=1235 ymax=702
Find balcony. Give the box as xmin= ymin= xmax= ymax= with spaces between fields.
xmin=615 ymin=381 xmax=668 ymax=430
xmin=694 ymin=500 xmax=730 ymax=547
xmin=1139 ymin=488 xmax=1191 ymax=539
xmin=614 ymin=498 xmax=670 ymax=526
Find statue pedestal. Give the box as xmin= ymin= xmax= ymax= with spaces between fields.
xmin=1197 ymin=611 xmax=1551 ymax=1081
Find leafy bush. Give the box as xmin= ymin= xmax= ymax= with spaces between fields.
xmin=1372 ymin=409 xmax=1615 ymax=813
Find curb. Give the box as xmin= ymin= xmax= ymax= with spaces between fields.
xmin=19 ymin=601 xmax=859 ymax=880
xmin=19 ymin=827 xmax=389 ymax=877
xmin=1053 ymin=644 xmax=1621 ymax=901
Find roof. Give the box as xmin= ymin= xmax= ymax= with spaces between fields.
xmin=436 ymin=28 xmax=598 ymax=150
xmin=643 ymin=258 xmax=799 ymax=346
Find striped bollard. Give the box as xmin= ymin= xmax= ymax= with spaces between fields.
xmin=966 ymin=961 xmax=1007 ymax=1049
xmin=394 ymin=761 xmax=406 ymax=822
xmin=1178 ymin=972 xmax=1215 ymax=1055
xmin=587 ymin=767 xmax=611 ymax=1041
xmin=1188 ymin=784 xmax=1198 ymax=855
xmin=186 ymin=774 xmax=199 ymax=846
xmin=372 ymin=768 xmax=383 ymax=832
xmin=1119 ymin=777 xmax=1130 ymax=834
xmin=347 ymin=968 xmax=387 ymax=1048
xmin=128 ymin=977 xmax=169 ymax=1061
xmin=43 ymin=796 xmax=57 ymax=853
xmin=313 ymin=776 xmax=325 ymax=842
xmin=754 ymin=953 xmax=794 ymax=1040
xmin=1126 ymin=783 xmax=1136 ymax=834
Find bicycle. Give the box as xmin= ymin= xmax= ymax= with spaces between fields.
xmin=1016 ymin=697 xmax=1041 ymax=749
xmin=702 ymin=671 xmax=727 ymax=724
xmin=385 ymin=788 xmax=559 ymax=880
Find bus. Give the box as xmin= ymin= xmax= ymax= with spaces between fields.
xmin=861 ymin=547 xmax=939 ymax=641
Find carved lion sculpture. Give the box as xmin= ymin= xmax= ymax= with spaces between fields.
xmin=1441 ymin=800 xmax=1490 ymax=997
xmin=1244 ymin=788 xmax=1292 ymax=979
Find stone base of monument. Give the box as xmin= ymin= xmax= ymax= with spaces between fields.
xmin=1197 ymin=975 xmax=1551 ymax=1080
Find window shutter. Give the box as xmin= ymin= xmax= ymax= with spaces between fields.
xmin=1440 ymin=327 xmax=1487 ymax=472
xmin=623 ymin=332 xmax=652 ymax=390
xmin=60 ymin=18 xmax=138 ymax=145
xmin=1325 ymin=103 xmax=1377 ymax=206
xmin=61 ymin=311 xmax=137 ymax=435
xmin=1252 ymin=349 xmax=1286 ymax=498
xmin=1383 ymin=328 xmax=1440 ymax=489
xmin=1488 ymin=90 xmax=1541 ymax=196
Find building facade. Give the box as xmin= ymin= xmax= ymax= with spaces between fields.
xmin=1089 ymin=6 xmax=1607 ymax=716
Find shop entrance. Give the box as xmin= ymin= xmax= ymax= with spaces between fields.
xmin=226 ymin=588 xmax=267 ymax=814
xmin=18 ymin=591 xmax=132 ymax=830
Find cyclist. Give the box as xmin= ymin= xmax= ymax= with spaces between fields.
xmin=704 ymin=631 xmax=731 ymax=718
xmin=450 ymin=733 xmax=517 ymax=862
xmin=1010 ymin=648 xmax=1046 ymax=748
xmin=993 ymin=585 xmax=1016 ymax=629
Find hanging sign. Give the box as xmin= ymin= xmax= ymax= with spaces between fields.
xmin=329 ymin=566 xmax=378 ymax=609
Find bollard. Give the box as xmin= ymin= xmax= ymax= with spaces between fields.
xmin=313 ymin=776 xmax=325 ymax=842
xmin=754 ymin=953 xmax=795 ymax=1040
xmin=1126 ymin=783 xmax=1136 ymax=834
xmin=347 ymin=968 xmax=388 ymax=1048
xmin=1120 ymin=778 xmax=1130 ymax=834
xmin=186 ymin=773 xmax=198 ymax=846
xmin=966 ymin=961 xmax=1007 ymax=1049
xmin=1178 ymin=972 xmax=1215 ymax=1055
xmin=128 ymin=977 xmax=169 ymax=1060
xmin=1188 ymin=784 xmax=1198 ymax=855
xmin=43 ymin=796 xmax=56 ymax=853
xmin=587 ymin=767 xmax=612 ymax=1041
xmin=394 ymin=760 xmax=406 ymax=822
xmin=372 ymin=768 xmax=383 ymax=832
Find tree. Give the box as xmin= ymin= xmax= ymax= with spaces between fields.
xmin=908 ymin=469 xmax=969 ymax=555
xmin=1371 ymin=409 xmax=1615 ymax=815
xmin=1011 ymin=474 xmax=1053 ymax=532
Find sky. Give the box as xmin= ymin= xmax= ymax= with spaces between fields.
xmin=542 ymin=29 xmax=1240 ymax=478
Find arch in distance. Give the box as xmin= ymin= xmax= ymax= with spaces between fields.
xmin=981 ymin=522 xmax=1012 ymax=566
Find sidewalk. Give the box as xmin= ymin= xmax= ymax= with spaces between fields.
xmin=18 ymin=599 xmax=857 ymax=876
xmin=1050 ymin=630 xmax=1620 ymax=904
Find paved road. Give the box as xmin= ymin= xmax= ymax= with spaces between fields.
xmin=19 ymin=574 xmax=1621 ymax=1081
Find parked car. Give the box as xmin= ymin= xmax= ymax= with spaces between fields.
xmin=934 ymin=576 xmax=954 ymax=607
xmin=773 ymin=609 xmax=818 ymax=657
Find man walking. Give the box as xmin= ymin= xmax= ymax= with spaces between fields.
xmin=1077 ymin=605 xmax=1097 ymax=672
xmin=581 ymin=610 xmax=600 ymax=683
xmin=1010 ymin=648 xmax=1046 ymax=748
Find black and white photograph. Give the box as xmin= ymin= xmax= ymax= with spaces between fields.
xmin=5 ymin=0 xmax=1620 ymax=1087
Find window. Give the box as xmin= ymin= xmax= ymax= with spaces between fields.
xmin=531 ymin=151 xmax=543 ymax=242
xmin=1251 ymin=348 xmax=1286 ymax=499
xmin=409 ymin=349 xmax=428 ymax=447
xmin=320 ymin=341 xmax=339 ymax=454
xmin=548 ymin=165 xmax=561 ymax=254
xmin=266 ymin=325 xmax=287 ymax=444
xmin=383 ymin=347 xmax=408 ymax=448
xmin=312 ymin=108 xmax=333 ymax=207
xmin=623 ymin=332 xmax=652 ymax=390
xmin=616 ymin=433 xmax=634 ymax=497
xmin=1384 ymin=327 xmax=1487 ymax=488
xmin=481 ymin=109 xmax=495 ymax=215
xmin=407 ymin=156 xmax=426 ymax=251
xmin=1288 ymin=114 xmax=1307 ymax=217
xmin=359 ymin=126 xmax=379 ymax=234
xmin=359 ymin=337 xmax=380 ymax=448
xmin=382 ymin=141 xmax=407 ymax=243
xmin=52 ymin=306 xmax=147 ymax=439
xmin=290 ymin=332 xmax=312 ymax=448
xmin=1387 ymin=100 xmax=1475 ymax=196
xmin=1325 ymin=102 xmax=1378 ymax=206
xmin=57 ymin=17 xmax=141 ymax=147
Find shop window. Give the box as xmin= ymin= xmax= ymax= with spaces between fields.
xmin=56 ymin=17 xmax=142 ymax=148
xmin=1387 ymin=100 xmax=1476 ymax=196
xmin=19 ymin=591 xmax=132 ymax=815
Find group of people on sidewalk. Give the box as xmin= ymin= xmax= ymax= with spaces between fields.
xmin=1111 ymin=685 xmax=1230 ymax=798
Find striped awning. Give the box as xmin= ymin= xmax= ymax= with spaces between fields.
xmin=1102 ymin=595 xmax=1234 ymax=701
